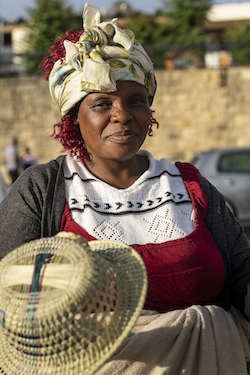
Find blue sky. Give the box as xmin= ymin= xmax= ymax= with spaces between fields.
xmin=0 ymin=0 xmax=250 ymax=20
xmin=0 ymin=0 xmax=248 ymax=21
xmin=0 ymin=0 xmax=162 ymax=21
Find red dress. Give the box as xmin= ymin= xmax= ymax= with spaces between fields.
xmin=61 ymin=162 xmax=225 ymax=312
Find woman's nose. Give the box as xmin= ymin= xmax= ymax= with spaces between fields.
xmin=110 ymin=103 xmax=133 ymax=124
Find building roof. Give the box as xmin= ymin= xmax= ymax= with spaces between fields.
xmin=207 ymin=2 xmax=250 ymax=22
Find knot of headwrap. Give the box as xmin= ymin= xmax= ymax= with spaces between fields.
xmin=49 ymin=3 xmax=156 ymax=117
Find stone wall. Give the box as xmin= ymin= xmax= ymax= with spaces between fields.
xmin=144 ymin=67 xmax=250 ymax=162
xmin=1 ymin=67 xmax=250 ymax=183
xmin=0 ymin=77 xmax=62 ymax=183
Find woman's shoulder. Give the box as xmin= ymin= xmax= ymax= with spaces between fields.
xmin=30 ymin=155 xmax=65 ymax=172
xmin=8 ymin=155 xmax=65 ymax=195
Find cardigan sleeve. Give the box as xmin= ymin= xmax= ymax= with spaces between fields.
xmin=200 ymin=173 xmax=250 ymax=320
xmin=0 ymin=156 xmax=66 ymax=260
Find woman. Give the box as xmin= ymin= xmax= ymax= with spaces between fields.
xmin=0 ymin=4 xmax=250 ymax=374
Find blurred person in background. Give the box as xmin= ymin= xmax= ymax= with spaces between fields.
xmin=22 ymin=146 xmax=38 ymax=170
xmin=4 ymin=137 xmax=20 ymax=184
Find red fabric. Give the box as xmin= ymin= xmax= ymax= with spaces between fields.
xmin=61 ymin=162 xmax=225 ymax=312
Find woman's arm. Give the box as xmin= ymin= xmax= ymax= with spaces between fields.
xmin=0 ymin=156 xmax=65 ymax=259
xmin=201 ymin=174 xmax=250 ymax=320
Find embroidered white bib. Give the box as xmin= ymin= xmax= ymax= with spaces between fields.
xmin=63 ymin=150 xmax=195 ymax=245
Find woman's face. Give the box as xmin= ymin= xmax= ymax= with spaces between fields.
xmin=77 ymin=81 xmax=151 ymax=165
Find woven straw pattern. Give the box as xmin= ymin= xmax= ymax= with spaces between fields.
xmin=0 ymin=233 xmax=147 ymax=374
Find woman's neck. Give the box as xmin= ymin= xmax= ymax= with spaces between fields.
xmin=84 ymin=154 xmax=149 ymax=189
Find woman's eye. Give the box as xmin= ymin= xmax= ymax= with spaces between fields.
xmin=93 ymin=101 xmax=111 ymax=109
xmin=130 ymin=97 xmax=146 ymax=105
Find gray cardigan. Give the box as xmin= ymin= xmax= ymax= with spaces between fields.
xmin=0 ymin=156 xmax=250 ymax=319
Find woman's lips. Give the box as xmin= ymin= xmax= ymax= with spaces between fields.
xmin=107 ymin=130 xmax=137 ymax=143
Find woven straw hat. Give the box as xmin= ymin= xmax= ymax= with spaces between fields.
xmin=0 ymin=232 xmax=147 ymax=374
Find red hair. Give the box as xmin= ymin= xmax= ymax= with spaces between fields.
xmin=41 ymin=30 xmax=84 ymax=80
xmin=41 ymin=30 xmax=90 ymax=162
xmin=148 ymin=110 xmax=159 ymax=136
xmin=41 ymin=30 xmax=159 ymax=163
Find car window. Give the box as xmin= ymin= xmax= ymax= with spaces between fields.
xmin=218 ymin=152 xmax=250 ymax=173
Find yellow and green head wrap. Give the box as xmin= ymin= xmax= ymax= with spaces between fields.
xmin=49 ymin=3 xmax=157 ymax=117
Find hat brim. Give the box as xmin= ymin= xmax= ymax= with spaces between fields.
xmin=0 ymin=233 xmax=147 ymax=374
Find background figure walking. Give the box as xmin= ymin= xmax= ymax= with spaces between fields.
xmin=22 ymin=147 xmax=38 ymax=170
xmin=4 ymin=137 xmax=19 ymax=184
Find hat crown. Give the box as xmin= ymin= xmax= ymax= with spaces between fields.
xmin=0 ymin=233 xmax=147 ymax=374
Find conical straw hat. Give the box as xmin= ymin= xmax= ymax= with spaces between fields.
xmin=0 ymin=232 xmax=147 ymax=374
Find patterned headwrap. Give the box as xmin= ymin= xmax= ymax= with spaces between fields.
xmin=49 ymin=3 xmax=156 ymax=117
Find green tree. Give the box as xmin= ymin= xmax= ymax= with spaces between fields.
xmin=127 ymin=0 xmax=212 ymax=68
xmin=162 ymin=0 xmax=212 ymax=44
xmin=224 ymin=23 xmax=250 ymax=65
xmin=25 ymin=0 xmax=80 ymax=73
xmin=127 ymin=14 xmax=173 ymax=67
xmin=127 ymin=14 xmax=176 ymax=67
xmin=127 ymin=14 xmax=170 ymax=46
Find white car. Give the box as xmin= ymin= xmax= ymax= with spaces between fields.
xmin=190 ymin=147 xmax=250 ymax=224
